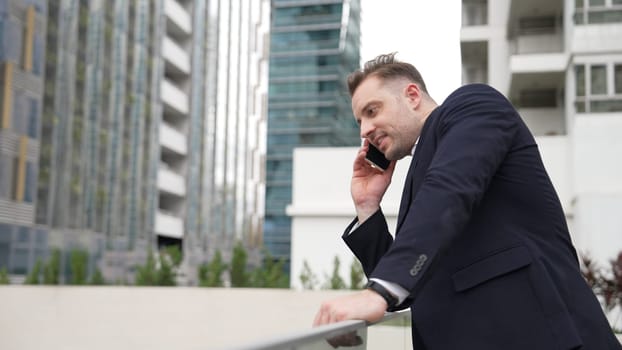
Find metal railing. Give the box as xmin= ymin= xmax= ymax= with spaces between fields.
xmin=223 ymin=309 xmax=412 ymax=350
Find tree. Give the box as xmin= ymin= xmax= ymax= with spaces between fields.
xmin=198 ymin=250 xmax=227 ymax=287
xmin=324 ymin=256 xmax=347 ymax=290
xmin=299 ymin=260 xmax=319 ymax=290
xmin=135 ymin=250 xmax=158 ymax=286
xmin=24 ymin=260 xmax=43 ymax=285
xmin=69 ymin=249 xmax=89 ymax=285
xmin=89 ymin=268 xmax=106 ymax=285
xmin=157 ymin=246 xmax=181 ymax=286
xmin=230 ymin=241 xmax=249 ymax=287
xmin=251 ymin=251 xmax=288 ymax=288
xmin=349 ymin=259 xmax=366 ymax=290
xmin=0 ymin=268 xmax=9 ymax=284
xmin=43 ymin=249 xmax=61 ymax=284
xmin=135 ymin=246 xmax=182 ymax=286
xmin=581 ymin=251 xmax=622 ymax=332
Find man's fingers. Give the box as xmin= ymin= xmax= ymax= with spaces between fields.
xmin=312 ymin=310 xmax=326 ymax=327
xmin=313 ymin=303 xmax=331 ymax=327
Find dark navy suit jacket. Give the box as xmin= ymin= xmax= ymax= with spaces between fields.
xmin=343 ymin=84 xmax=621 ymax=349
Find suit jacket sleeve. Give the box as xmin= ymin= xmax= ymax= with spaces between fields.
xmin=342 ymin=209 xmax=393 ymax=277
xmin=348 ymin=85 xmax=523 ymax=308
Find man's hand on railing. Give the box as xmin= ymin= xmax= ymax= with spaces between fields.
xmin=312 ymin=289 xmax=387 ymax=347
xmin=313 ymin=290 xmax=387 ymax=347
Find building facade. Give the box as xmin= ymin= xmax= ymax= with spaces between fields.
xmin=461 ymin=0 xmax=622 ymax=264
xmin=0 ymin=0 xmax=47 ymax=277
xmin=0 ymin=0 xmax=270 ymax=284
xmin=265 ymin=0 xmax=361 ymax=267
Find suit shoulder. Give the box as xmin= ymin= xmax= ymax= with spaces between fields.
xmin=444 ymin=84 xmax=509 ymax=106
xmin=438 ymin=84 xmax=518 ymax=120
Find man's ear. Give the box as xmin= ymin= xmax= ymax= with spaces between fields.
xmin=405 ymin=83 xmax=422 ymax=108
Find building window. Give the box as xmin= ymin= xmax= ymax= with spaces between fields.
xmin=12 ymin=157 xmax=20 ymax=200
xmin=12 ymin=89 xmax=28 ymax=135
xmin=0 ymin=18 xmax=19 ymax=62
xmin=11 ymin=247 xmax=29 ymax=274
xmin=590 ymin=65 xmax=607 ymax=95
xmin=0 ymin=154 xmax=13 ymax=199
xmin=0 ymin=20 xmax=4 ymax=58
xmin=23 ymin=162 xmax=36 ymax=203
xmin=27 ymin=97 xmax=38 ymax=138
xmin=575 ymin=0 xmax=622 ymax=24
xmin=32 ymin=34 xmax=44 ymax=76
xmin=591 ymin=99 xmax=622 ymax=112
xmin=575 ymin=65 xmax=585 ymax=96
xmin=0 ymin=224 xmax=12 ymax=269
xmin=615 ymin=64 xmax=622 ymax=94
xmin=575 ymin=63 xmax=622 ymax=113
xmin=462 ymin=0 xmax=488 ymax=26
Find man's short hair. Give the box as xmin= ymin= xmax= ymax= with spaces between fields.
xmin=347 ymin=52 xmax=429 ymax=96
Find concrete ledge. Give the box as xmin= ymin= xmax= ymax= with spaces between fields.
xmin=0 ymin=286 xmax=355 ymax=350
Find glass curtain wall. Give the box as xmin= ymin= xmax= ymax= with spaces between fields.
xmin=265 ymin=0 xmax=361 ymax=267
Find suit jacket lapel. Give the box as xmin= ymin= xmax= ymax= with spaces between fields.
xmin=396 ymin=159 xmax=416 ymax=231
xmin=395 ymin=111 xmax=436 ymax=233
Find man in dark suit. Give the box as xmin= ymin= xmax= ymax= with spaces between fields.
xmin=312 ymin=53 xmax=621 ymax=349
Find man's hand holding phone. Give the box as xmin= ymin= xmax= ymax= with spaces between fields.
xmin=351 ymin=140 xmax=396 ymax=224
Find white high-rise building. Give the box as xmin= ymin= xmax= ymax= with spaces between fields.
xmin=461 ymin=0 xmax=622 ymax=264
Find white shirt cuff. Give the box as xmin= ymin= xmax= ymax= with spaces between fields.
xmin=347 ymin=221 xmax=360 ymax=235
xmin=370 ymin=278 xmax=408 ymax=304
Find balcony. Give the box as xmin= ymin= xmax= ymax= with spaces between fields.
xmin=155 ymin=210 xmax=184 ymax=239
xmin=510 ymin=32 xmax=564 ymax=55
xmin=507 ymin=0 xmax=563 ymax=32
xmin=518 ymin=107 xmax=565 ymax=135
xmin=507 ymin=15 xmax=567 ymax=74
xmin=461 ymin=0 xmax=488 ymax=41
xmin=462 ymin=0 xmax=488 ymax=27
xmin=158 ymin=164 xmax=186 ymax=196
xmin=163 ymin=37 xmax=191 ymax=76
xmin=461 ymin=41 xmax=488 ymax=84
xmin=160 ymin=121 xmax=188 ymax=155
xmin=508 ymin=72 xmax=566 ymax=137
xmin=161 ymin=79 xmax=189 ymax=116
xmin=510 ymin=51 xmax=569 ymax=74
xmin=164 ymin=0 xmax=191 ymax=39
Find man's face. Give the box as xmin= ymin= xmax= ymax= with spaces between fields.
xmin=351 ymin=75 xmax=421 ymax=160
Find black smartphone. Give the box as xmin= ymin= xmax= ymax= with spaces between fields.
xmin=365 ymin=143 xmax=390 ymax=171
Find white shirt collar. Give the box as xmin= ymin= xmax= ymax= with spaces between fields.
xmin=411 ymin=136 xmax=420 ymax=156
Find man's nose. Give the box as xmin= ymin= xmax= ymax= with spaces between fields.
xmin=360 ymin=120 xmax=374 ymax=139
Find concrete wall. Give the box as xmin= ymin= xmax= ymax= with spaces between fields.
xmin=0 ymin=286 xmax=412 ymax=350
xmin=288 ymin=140 xmax=622 ymax=291
xmin=287 ymin=147 xmax=410 ymax=290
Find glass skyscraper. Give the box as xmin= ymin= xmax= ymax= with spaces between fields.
xmin=265 ymin=0 xmax=361 ymax=266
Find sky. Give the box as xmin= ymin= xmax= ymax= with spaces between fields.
xmin=359 ymin=0 xmax=463 ymax=103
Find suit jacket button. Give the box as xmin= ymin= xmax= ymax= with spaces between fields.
xmin=410 ymin=254 xmax=428 ymax=276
